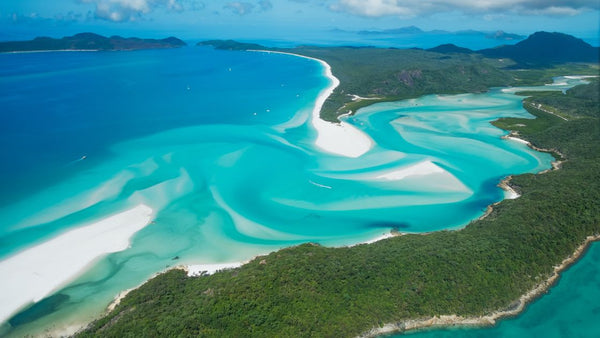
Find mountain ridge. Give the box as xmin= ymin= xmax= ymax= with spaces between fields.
xmin=355 ymin=26 xmax=525 ymax=41
xmin=422 ymin=31 xmax=599 ymax=66
xmin=478 ymin=31 xmax=599 ymax=65
xmin=0 ymin=33 xmax=186 ymax=52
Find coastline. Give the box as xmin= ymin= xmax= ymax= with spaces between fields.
xmin=359 ymin=234 xmax=600 ymax=338
xmin=96 ymin=55 xmax=578 ymax=333
xmin=0 ymin=204 xmax=153 ymax=325
xmin=1 ymin=49 xmax=99 ymax=54
xmin=478 ymin=128 xmax=566 ymax=223
xmin=360 ymin=100 xmax=589 ymax=337
xmin=251 ymin=50 xmax=374 ymax=158
xmin=502 ymin=131 xmax=566 ymax=172
xmin=104 ymin=230 xmax=406 ymax=314
xmin=20 ymin=44 xmax=590 ymax=336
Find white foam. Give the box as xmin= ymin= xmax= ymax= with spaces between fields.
xmin=0 ymin=204 xmax=153 ymax=324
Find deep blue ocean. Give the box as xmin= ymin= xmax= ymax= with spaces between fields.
xmin=0 ymin=46 xmax=596 ymax=336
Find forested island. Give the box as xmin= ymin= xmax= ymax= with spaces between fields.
xmin=73 ymin=33 xmax=600 ymax=337
xmin=202 ymin=31 xmax=598 ymax=122
xmin=0 ymin=33 xmax=186 ymax=52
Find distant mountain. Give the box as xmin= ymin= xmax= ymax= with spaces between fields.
xmin=0 ymin=33 xmax=186 ymax=52
xmin=427 ymin=44 xmax=473 ymax=54
xmin=485 ymin=30 xmax=524 ymax=41
xmin=356 ymin=26 xmax=524 ymax=41
xmin=358 ymin=26 xmax=424 ymax=35
xmin=479 ymin=31 xmax=600 ymax=65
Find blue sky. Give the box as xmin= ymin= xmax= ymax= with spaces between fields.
xmin=1 ymin=0 xmax=599 ymax=44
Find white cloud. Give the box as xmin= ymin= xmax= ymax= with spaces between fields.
xmin=80 ymin=0 xmax=205 ymax=22
xmin=224 ymin=2 xmax=255 ymax=15
xmin=331 ymin=0 xmax=599 ymax=17
xmin=223 ymin=1 xmax=274 ymax=15
xmin=259 ymin=0 xmax=273 ymax=11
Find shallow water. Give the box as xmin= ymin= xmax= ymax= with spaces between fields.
xmin=0 ymin=47 xmax=588 ymax=336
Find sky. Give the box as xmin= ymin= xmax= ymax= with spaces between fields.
xmin=0 ymin=0 xmax=599 ymax=45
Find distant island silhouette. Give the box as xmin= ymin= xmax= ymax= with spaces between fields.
xmin=0 ymin=33 xmax=186 ymax=52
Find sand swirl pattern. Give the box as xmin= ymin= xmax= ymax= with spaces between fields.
xmin=0 ymin=47 xmax=590 ymax=336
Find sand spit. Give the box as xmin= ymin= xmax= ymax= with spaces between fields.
xmin=251 ymin=50 xmax=374 ymax=158
xmin=0 ymin=204 xmax=153 ymax=324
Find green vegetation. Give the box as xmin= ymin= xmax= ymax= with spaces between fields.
xmin=287 ymin=47 xmax=515 ymax=122
xmin=78 ymin=78 xmax=600 ymax=337
xmin=519 ymin=80 xmax=599 ymax=120
xmin=0 ymin=33 xmax=186 ymax=52
xmin=199 ymin=39 xmax=597 ymax=122
xmin=510 ymin=64 xmax=599 ymax=86
xmin=284 ymin=47 xmax=597 ymax=122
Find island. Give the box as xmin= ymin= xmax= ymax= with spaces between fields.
xmin=0 ymin=33 xmax=186 ymax=53
xmin=200 ymin=31 xmax=599 ymax=122
xmin=69 ymin=33 xmax=599 ymax=336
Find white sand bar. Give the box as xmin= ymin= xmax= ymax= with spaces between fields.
xmin=252 ymin=50 xmax=373 ymax=158
xmin=506 ymin=136 xmax=531 ymax=145
xmin=0 ymin=204 xmax=153 ymax=324
xmin=375 ymin=161 xmax=445 ymax=181
xmin=186 ymin=263 xmax=243 ymax=277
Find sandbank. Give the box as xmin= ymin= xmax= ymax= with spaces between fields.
xmin=185 ymin=263 xmax=244 ymax=277
xmin=563 ymin=75 xmax=599 ymax=79
xmin=252 ymin=50 xmax=373 ymax=158
xmin=0 ymin=204 xmax=153 ymax=324
xmin=375 ymin=161 xmax=445 ymax=181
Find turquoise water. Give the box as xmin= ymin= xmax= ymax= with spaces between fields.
xmin=0 ymin=47 xmax=590 ymax=336
xmin=391 ymin=242 xmax=600 ymax=338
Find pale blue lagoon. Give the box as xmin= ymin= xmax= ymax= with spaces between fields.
xmin=0 ymin=46 xmax=591 ymax=336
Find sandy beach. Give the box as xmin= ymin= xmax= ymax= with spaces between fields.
xmin=185 ymin=262 xmax=244 ymax=277
xmin=0 ymin=204 xmax=153 ymax=324
xmin=498 ymin=176 xmax=520 ymax=199
xmin=252 ymin=50 xmax=374 ymax=158
xmin=502 ymin=131 xmax=565 ymax=173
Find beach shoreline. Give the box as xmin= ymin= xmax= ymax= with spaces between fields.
xmin=359 ymin=119 xmax=586 ymax=337
xmin=251 ymin=50 xmax=373 ymax=158
xmin=502 ymin=131 xmax=565 ymax=172
xmin=0 ymin=204 xmax=154 ymax=325
xmin=16 ymin=50 xmax=588 ymax=337
xmin=96 ymin=55 xmax=577 ymax=335
xmin=478 ymin=130 xmax=563 ymax=223
xmin=359 ymin=234 xmax=600 ymax=337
